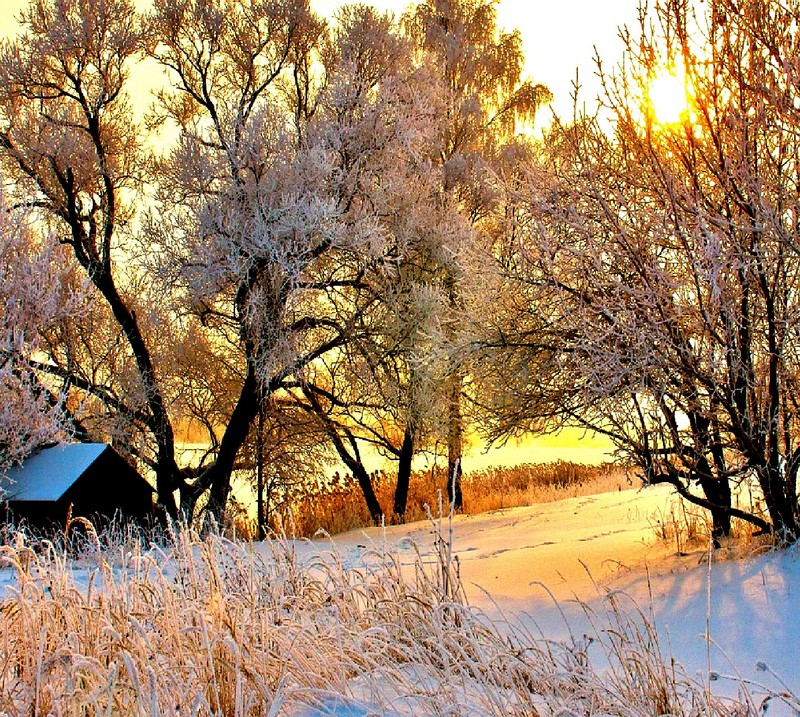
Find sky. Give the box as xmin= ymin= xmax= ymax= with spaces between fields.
xmin=0 ymin=0 xmax=640 ymax=466
xmin=311 ymin=0 xmax=643 ymax=123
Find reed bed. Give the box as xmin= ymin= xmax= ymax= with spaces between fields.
xmin=276 ymin=462 xmax=628 ymax=538
xmin=0 ymin=516 xmax=765 ymax=716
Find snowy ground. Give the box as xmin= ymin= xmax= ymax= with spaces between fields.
xmin=1 ymin=484 xmax=797 ymax=714
xmin=298 ymin=484 xmax=800 ymax=713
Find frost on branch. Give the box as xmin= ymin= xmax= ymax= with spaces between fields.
xmin=0 ymin=204 xmax=88 ymax=478
xmin=492 ymin=0 xmax=800 ymax=542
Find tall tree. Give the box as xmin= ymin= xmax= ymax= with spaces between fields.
xmin=145 ymin=0 xmax=443 ymax=523
xmin=404 ymin=0 xmax=550 ymax=509
xmin=0 ymin=0 xmax=195 ymax=515
xmin=291 ymin=226 xmax=457 ymax=522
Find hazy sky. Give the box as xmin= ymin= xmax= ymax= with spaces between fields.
xmin=0 ymin=0 xmax=641 ymax=123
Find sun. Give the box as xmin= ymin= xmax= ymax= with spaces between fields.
xmin=647 ymin=66 xmax=692 ymax=126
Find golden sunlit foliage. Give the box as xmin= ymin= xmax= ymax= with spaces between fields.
xmin=252 ymin=461 xmax=626 ymax=538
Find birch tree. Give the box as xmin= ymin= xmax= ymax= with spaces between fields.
xmin=404 ymin=0 xmax=550 ymax=509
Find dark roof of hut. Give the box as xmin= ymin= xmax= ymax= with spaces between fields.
xmin=1 ymin=443 xmax=148 ymax=503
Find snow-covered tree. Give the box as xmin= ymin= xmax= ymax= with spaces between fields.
xmin=0 ymin=0 xmax=331 ymax=521
xmin=144 ymin=0 xmax=447 ymax=522
xmin=404 ymin=0 xmax=550 ymax=509
xmin=0 ymin=0 xmax=463 ymax=525
xmin=495 ymin=0 xmax=800 ymax=542
xmin=0 ymin=201 xmax=88 ymax=478
xmin=276 ymin=1 xmax=551 ymax=522
xmin=0 ymin=0 xmax=194 ymax=511
xmin=268 ymin=6 xmax=441 ymax=523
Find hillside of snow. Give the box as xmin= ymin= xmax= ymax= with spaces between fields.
xmin=301 ymin=484 xmax=800 ymax=713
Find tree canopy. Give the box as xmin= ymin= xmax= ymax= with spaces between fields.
xmin=486 ymin=0 xmax=800 ymax=542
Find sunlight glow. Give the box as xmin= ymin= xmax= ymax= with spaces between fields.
xmin=647 ymin=65 xmax=692 ymax=126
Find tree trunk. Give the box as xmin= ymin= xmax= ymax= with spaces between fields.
xmin=91 ymin=271 xmax=183 ymax=519
xmin=694 ymin=455 xmax=732 ymax=547
xmin=203 ymin=363 xmax=261 ymax=523
xmin=393 ymin=424 xmax=414 ymax=522
xmin=443 ymin=269 xmax=464 ymax=513
xmin=154 ymin=453 xmax=180 ymax=519
xmin=352 ymin=460 xmax=383 ymax=526
xmin=299 ymin=386 xmax=383 ymax=525
xmin=326 ymin=431 xmax=383 ymax=524
xmin=447 ymin=373 xmax=464 ymax=511
xmin=256 ymin=405 xmax=266 ymax=540
xmin=650 ymin=472 xmax=771 ymax=536
xmin=758 ymin=464 xmax=799 ymax=542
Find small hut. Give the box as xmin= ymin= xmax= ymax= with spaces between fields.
xmin=1 ymin=443 xmax=154 ymax=527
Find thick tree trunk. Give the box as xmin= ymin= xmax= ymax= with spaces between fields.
xmin=154 ymin=453 xmax=180 ymax=519
xmin=92 ymin=271 xmax=182 ymax=518
xmin=758 ymin=464 xmax=799 ymax=542
xmin=650 ymin=472 xmax=771 ymax=537
xmin=393 ymin=424 xmax=414 ymax=522
xmin=694 ymin=455 xmax=732 ymax=547
xmin=443 ymin=270 xmax=464 ymax=513
xmin=256 ymin=406 xmax=266 ymax=540
xmin=203 ymin=363 xmax=261 ymax=523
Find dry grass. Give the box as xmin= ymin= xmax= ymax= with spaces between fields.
xmin=0 ymin=515 xmax=780 ymax=716
xmin=268 ymin=462 xmax=629 ymax=538
xmin=648 ymin=486 xmax=777 ymax=559
xmin=461 ymin=462 xmax=629 ymax=513
xmin=649 ymin=501 xmax=710 ymax=555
